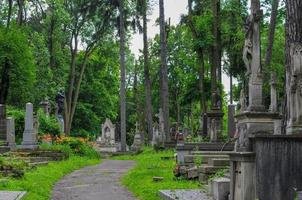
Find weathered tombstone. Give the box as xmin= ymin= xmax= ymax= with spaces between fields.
xmin=228 ymin=105 xmax=236 ymax=138
xmin=0 ymin=104 xmax=7 ymax=143
xmin=202 ymin=112 xmax=208 ymax=136
xmin=39 ymin=98 xmax=51 ymax=117
xmin=270 ymin=73 xmax=278 ymax=113
xmin=20 ymin=103 xmax=38 ymax=149
xmin=153 ymin=109 xmax=166 ymax=145
xmin=131 ymin=123 xmax=143 ymax=152
xmin=55 ymin=90 xmax=65 ymax=133
xmin=97 ymin=118 xmax=120 ymax=152
xmin=208 ymin=89 xmax=224 ymax=141
xmin=6 ymin=117 xmax=16 ymax=150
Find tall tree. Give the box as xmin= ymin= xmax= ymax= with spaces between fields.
xmin=265 ymin=0 xmax=280 ymax=67
xmin=159 ymin=0 xmax=170 ymax=141
xmin=119 ymin=0 xmax=127 ymax=151
xmin=285 ymin=0 xmax=302 ymax=133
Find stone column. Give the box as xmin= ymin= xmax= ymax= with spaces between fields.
xmin=248 ymin=0 xmax=265 ymax=112
xmin=228 ymin=105 xmax=236 ymax=138
xmin=0 ymin=104 xmax=7 ymax=142
xmin=21 ymin=103 xmax=38 ymax=149
xmin=270 ymin=73 xmax=278 ymax=113
xmin=6 ymin=117 xmax=16 ymax=150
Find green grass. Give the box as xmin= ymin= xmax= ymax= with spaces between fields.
xmin=0 ymin=156 xmax=100 ymax=200
xmin=113 ymin=147 xmax=200 ymax=200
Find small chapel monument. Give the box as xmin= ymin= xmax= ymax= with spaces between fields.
xmin=97 ymin=118 xmax=120 ymax=152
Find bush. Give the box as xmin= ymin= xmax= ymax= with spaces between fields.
xmin=38 ymin=109 xmax=61 ymax=137
xmin=55 ymin=137 xmax=99 ymax=159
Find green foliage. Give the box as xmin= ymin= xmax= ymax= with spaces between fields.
xmin=208 ymin=168 xmax=228 ymax=181
xmin=0 ymin=156 xmax=27 ymax=178
xmin=0 ymin=26 xmax=36 ymax=106
xmin=113 ymin=147 xmax=200 ymax=200
xmin=0 ymin=156 xmax=99 ymax=200
xmin=38 ymin=109 xmax=61 ymax=137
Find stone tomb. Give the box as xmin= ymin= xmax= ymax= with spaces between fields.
xmin=19 ymin=103 xmax=38 ymax=149
xmin=97 ymin=119 xmax=120 ymax=152
xmin=6 ymin=117 xmax=16 ymax=150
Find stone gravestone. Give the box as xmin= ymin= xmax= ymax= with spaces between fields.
xmin=39 ymin=98 xmax=51 ymax=117
xmin=269 ymin=73 xmax=278 ymax=113
xmin=20 ymin=103 xmax=38 ymax=149
xmin=153 ymin=109 xmax=166 ymax=146
xmin=97 ymin=119 xmax=120 ymax=152
xmin=6 ymin=117 xmax=16 ymax=150
xmin=228 ymin=105 xmax=236 ymax=138
xmin=131 ymin=122 xmax=143 ymax=152
xmin=0 ymin=104 xmax=7 ymax=143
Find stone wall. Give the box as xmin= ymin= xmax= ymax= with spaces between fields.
xmin=255 ymin=135 xmax=302 ymax=200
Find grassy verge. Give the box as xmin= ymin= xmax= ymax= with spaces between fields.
xmin=0 ymin=156 xmax=100 ymax=200
xmin=113 ymin=147 xmax=200 ymax=200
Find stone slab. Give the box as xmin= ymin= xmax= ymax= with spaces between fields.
xmin=159 ymin=190 xmax=213 ymax=200
xmin=0 ymin=191 xmax=26 ymax=200
xmin=212 ymin=177 xmax=230 ymax=200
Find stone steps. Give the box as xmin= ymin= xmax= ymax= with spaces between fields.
xmin=184 ymin=155 xmax=229 ymax=164
xmin=28 ymin=161 xmax=49 ymax=168
xmin=208 ymin=158 xmax=230 ymax=167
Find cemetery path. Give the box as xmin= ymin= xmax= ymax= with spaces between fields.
xmin=51 ymin=160 xmax=137 ymax=200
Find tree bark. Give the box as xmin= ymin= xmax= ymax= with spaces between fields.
xmin=119 ymin=0 xmax=127 ymax=151
xmin=213 ymin=0 xmax=222 ymax=85
xmin=142 ymin=0 xmax=153 ymax=142
xmin=159 ymin=0 xmax=170 ymax=141
xmin=285 ymin=0 xmax=302 ymax=133
xmin=7 ymin=0 xmax=13 ymax=28
xmin=265 ymin=0 xmax=280 ymax=67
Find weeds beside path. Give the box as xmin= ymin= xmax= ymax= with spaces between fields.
xmin=113 ymin=148 xmax=200 ymax=200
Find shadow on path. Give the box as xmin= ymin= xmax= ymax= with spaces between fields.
xmin=51 ymin=160 xmax=137 ymax=200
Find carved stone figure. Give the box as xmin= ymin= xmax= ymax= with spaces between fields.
xmin=55 ymin=90 xmax=65 ymax=116
xmin=100 ymin=119 xmax=116 ymax=145
xmin=243 ymin=15 xmax=253 ymax=76
xmin=270 ymin=73 xmax=278 ymax=113
xmin=211 ymin=89 xmax=222 ymax=110
xmin=239 ymin=89 xmax=247 ymax=113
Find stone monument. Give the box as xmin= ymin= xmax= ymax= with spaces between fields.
xmin=207 ymin=89 xmax=224 ymax=142
xmin=20 ymin=103 xmax=38 ymax=149
xmin=6 ymin=117 xmax=16 ymax=150
xmin=55 ymin=90 xmax=65 ymax=133
xmin=97 ymin=118 xmax=120 ymax=152
xmin=152 ymin=109 xmax=166 ymax=146
xmin=131 ymin=122 xmax=143 ymax=152
xmin=228 ymin=104 xmax=236 ymax=138
xmin=230 ymin=2 xmax=281 ymax=200
xmin=39 ymin=98 xmax=51 ymax=117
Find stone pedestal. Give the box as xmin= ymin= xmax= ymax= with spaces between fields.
xmin=6 ymin=117 xmax=16 ymax=150
xmin=235 ymin=112 xmax=281 ymax=152
xmin=20 ymin=103 xmax=38 ymax=149
xmin=207 ymin=110 xmax=223 ymax=142
xmin=229 ymin=152 xmax=256 ymax=200
xmin=228 ymin=105 xmax=236 ymax=138
xmin=0 ymin=104 xmax=7 ymax=143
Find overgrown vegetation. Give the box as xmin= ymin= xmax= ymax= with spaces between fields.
xmin=113 ymin=148 xmax=200 ymax=200
xmin=0 ymin=156 xmax=100 ymax=200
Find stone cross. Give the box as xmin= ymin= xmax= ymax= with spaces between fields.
xmin=245 ymin=0 xmax=265 ymax=112
xmin=270 ymin=73 xmax=278 ymax=113
xmin=21 ymin=103 xmax=38 ymax=149
xmin=6 ymin=117 xmax=16 ymax=149
xmin=0 ymin=104 xmax=6 ymax=142
xmin=155 ymin=109 xmax=164 ymax=134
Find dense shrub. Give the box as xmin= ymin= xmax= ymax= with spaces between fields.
xmin=38 ymin=109 xmax=61 ymax=137
xmin=54 ymin=137 xmax=99 ymax=159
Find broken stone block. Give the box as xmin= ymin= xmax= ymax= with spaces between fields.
xmin=212 ymin=177 xmax=230 ymax=200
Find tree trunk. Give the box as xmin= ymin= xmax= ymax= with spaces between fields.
xmin=49 ymin=8 xmax=56 ymax=69
xmin=0 ymin=59 xmax=10 ymax=104
xmin=213 ymin=0 xmax=222 ymax=85
xmin=285 ymin=0 xmax=302 ymax=133
xmin=7 ymin=0 xmax=13 ymax=28
xmin=119 ymin=0 xmax=127 ymax=151
xmin=143 ymin=0 xmax=153 ymax=143
xmin=159 ymin=0 xmax=170 ymax=141
xmin=265 ymin=0 xmax=280 ymax=67
xmin=17 ymin=0 xmax=24 ymax=25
